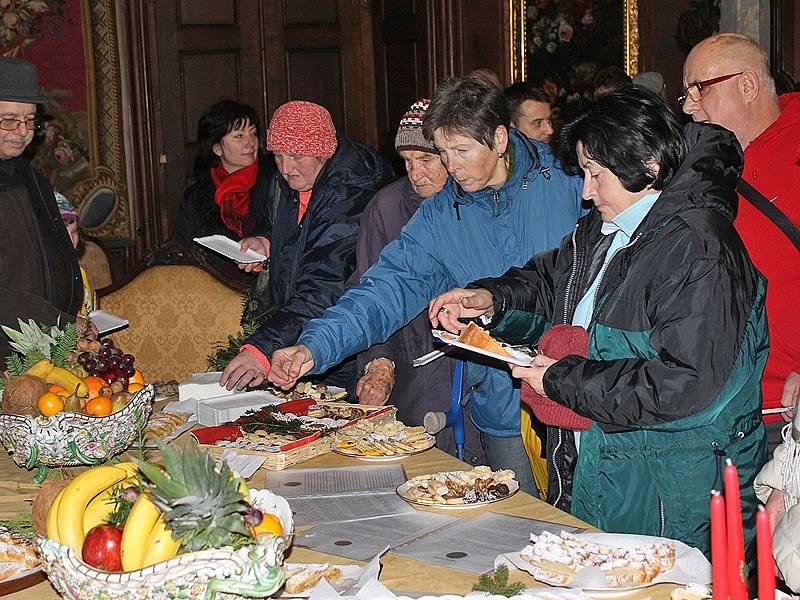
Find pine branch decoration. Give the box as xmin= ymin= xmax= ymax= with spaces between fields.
xmin=207 ymin=288 xmax=277 ymax=372
xmin=472 ymin=565 xmax=526 ymax=597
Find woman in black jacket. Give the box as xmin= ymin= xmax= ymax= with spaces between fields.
xmin=172 ymin=100 xmax=270 ymax=244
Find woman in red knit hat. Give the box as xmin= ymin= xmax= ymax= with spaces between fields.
xmin=220 ymin=100 xmax=395 ymax=393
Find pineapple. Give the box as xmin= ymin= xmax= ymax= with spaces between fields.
xmin=1 ymin=319 xmax=78 ymax=383
xmin=134 ymin=441 xmax=253 ymax=552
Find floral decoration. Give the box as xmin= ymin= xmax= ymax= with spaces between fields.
xmin=0 ymin=0 xmax=66 ymax=57
xmin=526 ymin=0 xmax=625 ymax=120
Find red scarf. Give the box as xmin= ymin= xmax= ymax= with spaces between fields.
xmin=210 ymin=159 xmax=259 ymax=237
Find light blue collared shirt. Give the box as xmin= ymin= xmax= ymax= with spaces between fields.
xmin=572 ymin=192 xmax=661 ymax=329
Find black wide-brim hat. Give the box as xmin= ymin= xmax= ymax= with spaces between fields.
xmin=0 ymin=57 xmax=49 ymax=104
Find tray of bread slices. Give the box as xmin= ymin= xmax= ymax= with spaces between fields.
xmin=502 ymin=530 xmax=712 ymax=591
xmin=432 ymin=323 xmax=534 ymax=366
xmin=0 ymin=524 xmax=43 ymax=595
xmin=331 ymin=415 xmax=435 ymax=461
xmin=397 ymin=466 xmax=518 ymax=508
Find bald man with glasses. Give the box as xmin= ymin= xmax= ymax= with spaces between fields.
xmin=682 ymin=33 xmax=800 ymax=450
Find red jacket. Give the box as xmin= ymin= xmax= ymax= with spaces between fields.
xmin=736 ymin=92 xmax=800 ymax=418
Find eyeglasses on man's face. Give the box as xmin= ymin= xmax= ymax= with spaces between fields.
xmin=677 ymin=72 xmax=743 ymax=106
xmin=0 ymin=118 xmax=41 ymax=132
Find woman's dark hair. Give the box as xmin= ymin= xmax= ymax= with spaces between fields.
xmin=194 ymin=99 xmax=260 ymax=176
xmin=422 ymin=74 xmax=510 ymax=149
xmin=554 ymin=85 xmax=688 ymax=192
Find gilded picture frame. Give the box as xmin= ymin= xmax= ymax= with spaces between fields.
xmin=509 ymin=0 xmax=640 ymax=97
xmin=1 ymin=0 xmax=129 ymax=240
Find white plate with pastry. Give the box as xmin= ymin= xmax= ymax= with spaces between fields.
xmin=432 ymin=325 xmax=533 ymax=366
xmin=505 ymin=530 xmax=710 ymax=593
xmin=278 ymin=562 xmax=361 ymax=597
xmin=396 ymin=466 xmax=519 ymax=509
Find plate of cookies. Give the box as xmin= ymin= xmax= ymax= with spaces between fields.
xmin=331 ymin=417 xmax=435 ymax=461
xmin=396 ymin=466 xmax=518 ymax=509
xmin=144 ymin=411 xmax=196 ymax=447
xmin=0 ymin=525 xmax=43 ymax=595
xmin=502 ymin=530 xmax=710 ymax=593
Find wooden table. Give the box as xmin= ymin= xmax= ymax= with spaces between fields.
xmin=0 ymin=446 xmax=680 ymax=599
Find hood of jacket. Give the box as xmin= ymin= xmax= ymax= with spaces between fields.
xmin=444 ymin=128 xmax=547 ymax=211
xmin=305 ymin=134 xmax=392 ymax=200
xmin=639 ymin=122 xmax=743 ymax=229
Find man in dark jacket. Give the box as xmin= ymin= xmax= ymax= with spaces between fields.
xmin=220 ymin=101 xmax=394 ymax=392
xmin=348 ymin=99 xmax=484 ymax=463
xmin=0 ymin=57 xmax=84 ymax=362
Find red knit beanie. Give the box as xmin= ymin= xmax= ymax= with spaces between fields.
xmin=266 ymin=100 xmax=337 ymax=159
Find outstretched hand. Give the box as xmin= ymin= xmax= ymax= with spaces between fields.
xmin=509 ymin=353 xmax=557 ymax=396
xmin=428 ymin=288 xmax=494 ymax=333
xmin=268 ymin=345 xmax=315 ymax=389
xmin=220 ymin=349 xmax=268 ymax=391
xmin=781 ymin=371 xmax=799 ymax=422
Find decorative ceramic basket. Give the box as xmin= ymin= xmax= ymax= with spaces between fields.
xmin=0 ymin=385 xmax=154 ymax=481
xmin=36 ymin=489 xmax=293 ymax=600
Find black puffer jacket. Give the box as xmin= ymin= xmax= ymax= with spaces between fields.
xmin=474 ymin=124 xmax=768 ymax=554
xmin=246 ymin=135 xmax=395 ymax=391
xmin=171 ymin=156 xmax=273 ymax=292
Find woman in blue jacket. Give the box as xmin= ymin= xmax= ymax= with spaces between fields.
xmin=262 ymin=75 xmax=583 ymax=496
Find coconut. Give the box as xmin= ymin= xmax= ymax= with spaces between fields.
xmin=2 ymin=374 xmax=47 ymax=415
xmin=32 ymin=480 xmax=69 ymax=535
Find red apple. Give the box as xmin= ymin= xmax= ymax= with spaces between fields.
xmin=82 ymin=525 xmax=123 ymax=571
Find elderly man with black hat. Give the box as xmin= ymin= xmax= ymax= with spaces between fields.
xmin=0 ymin=57 xmax=88 ymax=361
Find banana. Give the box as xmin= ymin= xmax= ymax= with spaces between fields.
xmin=45 ymin=366 xmax=88 ymax=397
xmin=237 ymin=476 xmax=250 ymax=501
xmin=114 ymin=462 xmax=139 ymax=478
xmin=57 ymin=465 xmax=128 ymax=553
xmin=26 ymin=359 xmax=54 ymax=379
xmin=82 ymin=476 xmax=137 ymax=535
xmin=46 ymin=487 xmax=65 ymax=543
xmin=121 ymin=493 xmax=161 ymax=571
xmin=140 ymin=516 xmax=181 ymax=568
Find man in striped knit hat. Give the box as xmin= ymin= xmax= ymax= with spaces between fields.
xmin=347 ymin=99 xmax=485 ymax=463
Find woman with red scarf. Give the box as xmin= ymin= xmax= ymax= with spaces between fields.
xmin=173 ymin=99 xmax=271 ymax=248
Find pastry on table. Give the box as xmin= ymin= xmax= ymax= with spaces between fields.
xmin=284 ymin=563 xmax=343 ymax=594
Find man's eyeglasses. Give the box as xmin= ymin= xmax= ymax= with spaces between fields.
xmin=0 ymin=118 xmax=41 ymax=132
xmin=677 ymin=72 xmax=743 ymax=105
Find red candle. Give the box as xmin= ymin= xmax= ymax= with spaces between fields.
xmin=757 ymin=505 xmax=776 ymax=600
xmin=725 ymin=459 xmax=748 ymax=600
xmin=711 ymin=490 xmax=730 ymax=600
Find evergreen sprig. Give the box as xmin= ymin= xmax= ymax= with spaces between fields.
xmin=207 ymin=289 xmax=276 ymax=371
xmin=51 ymin=322 xmax=78 ymax=367
xmin=472 ymin=565 xmax=526 ymax=597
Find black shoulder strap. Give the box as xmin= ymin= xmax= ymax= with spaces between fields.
xmin=737 ymin=178 xmax=800 ymax=254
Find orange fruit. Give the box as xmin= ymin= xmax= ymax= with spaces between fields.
xmin=84 ymin=396 xmax=113 ymax=417
xmin=37 ymin=392 xmax=65 ymax=417
xmin=127 ymin=382 xmax=144 ymax=393
xmin=130 ymin=369 xmax=145 ymax=386
xmin=251 ymin=512 xmax=283 ymax=537
xmin=82 ymin=376 xmax=106 ymax=399
xmin=48 ymin=384 xmax=68 ymax=396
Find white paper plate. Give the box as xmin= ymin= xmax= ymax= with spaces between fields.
xmin=193 ymin=235 xmax=267 ymax=263
xmin=396 ymin=477 xmax=519 ymax=510
xmin=432 ymin=330 xmax=533 ymax=367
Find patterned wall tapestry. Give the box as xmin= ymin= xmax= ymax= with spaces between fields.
xmin=525 ymin=0 xmax=625 ymax=120
xmin=0 ymin=0 xmax=129 ymax=240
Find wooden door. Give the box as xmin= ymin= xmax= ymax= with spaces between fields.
xmin=151 ymin=0 xmax=267 ymax=241
xmin=262 ymin=0 xmax=379 ymax=148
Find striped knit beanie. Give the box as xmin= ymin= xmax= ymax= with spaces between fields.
xmin=55 ymin=191 xmax=80 ymax=224
xmin=266 ymin=100 xmax=337 ymax=159
xmin=395 ymin=99 xmax=436 ymax=154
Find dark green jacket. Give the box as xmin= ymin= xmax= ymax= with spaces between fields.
xmin=475 ymin=123 xmax=768 ymax=556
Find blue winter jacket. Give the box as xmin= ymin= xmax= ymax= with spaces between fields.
xmin=298 ymin=130 xmax=584 ymax=436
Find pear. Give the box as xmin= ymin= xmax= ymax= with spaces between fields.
xmin=63 ymin=385 xmax=82 ymax=413
xmin=110 ymin=391 xmax=133 ymax=413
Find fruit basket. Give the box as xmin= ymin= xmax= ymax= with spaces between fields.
xmin=0 ymin=385 xmax=154 ymax=481
xmin=36 ymin=488 xmax=293 ymax=600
